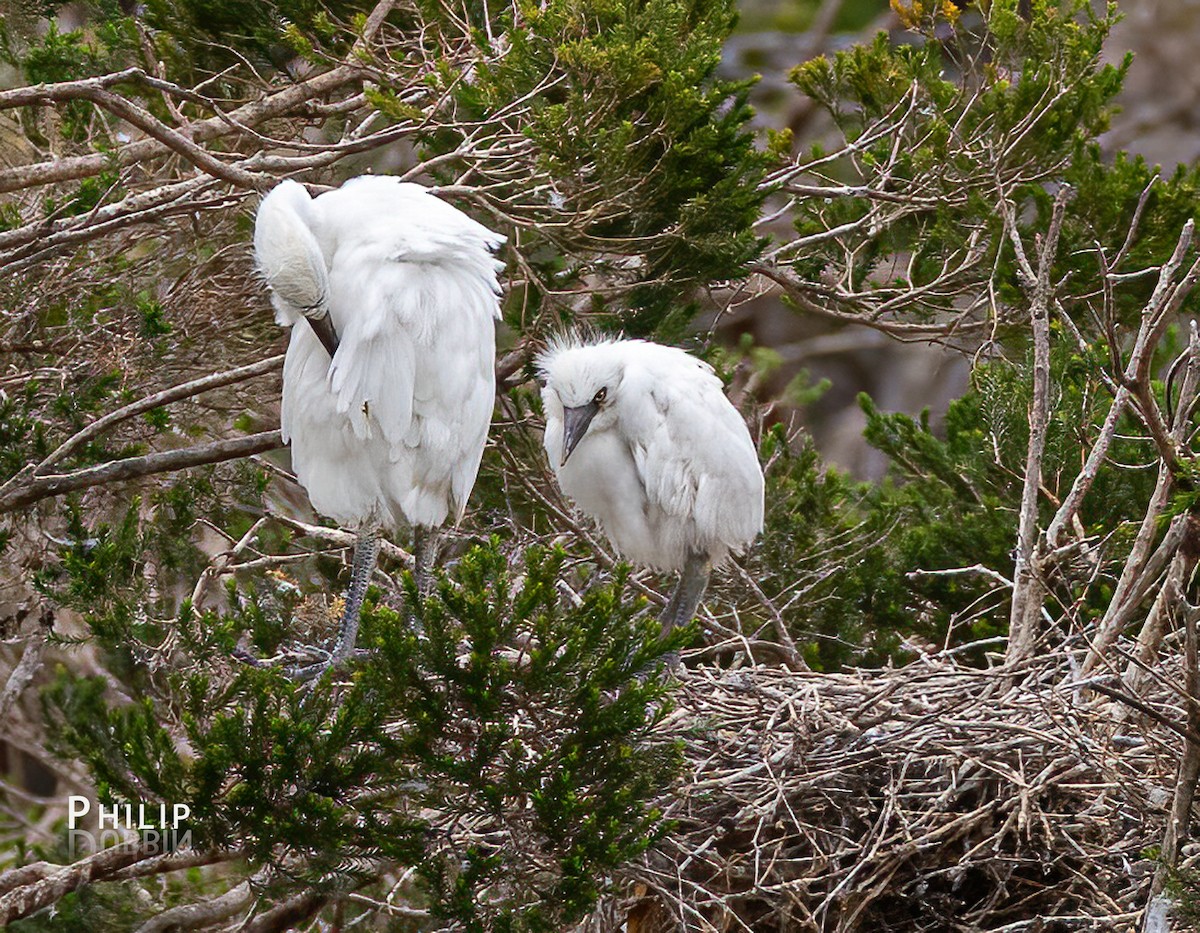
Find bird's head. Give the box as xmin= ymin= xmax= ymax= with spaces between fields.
xmin=536 ymin=338 xmax=632 ymax=466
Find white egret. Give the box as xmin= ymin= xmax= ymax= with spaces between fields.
xmin=537 ymin=336 xmax=764 ymax=642
xmin=253 ymin=175 xmax=504 ymax=673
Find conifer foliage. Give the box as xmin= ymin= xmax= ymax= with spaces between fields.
xmin=36 ymin=536 xmax=681 ymax=929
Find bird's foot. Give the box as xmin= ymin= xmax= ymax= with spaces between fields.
xmin=285 ymin=647 xmax=369 ymax=683
xmin=232 ymin=642 xmax=367 ymax=682
xmin=630 ymin=648 xmax=683 ymax=685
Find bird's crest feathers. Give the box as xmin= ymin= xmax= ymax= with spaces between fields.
xmin=536 ymin=331 xmax=718 ymax=403
xmin=535 ymin=329 xmax=624 ymax=375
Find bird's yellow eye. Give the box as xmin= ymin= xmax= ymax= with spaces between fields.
xmin=594 ymin=387 xmax=607 ymax=404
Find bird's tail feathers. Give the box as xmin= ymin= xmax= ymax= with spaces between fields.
xmin=254 ymin=180 xmax=331 ymax=327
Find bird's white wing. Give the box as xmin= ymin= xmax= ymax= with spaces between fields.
xmin=296 ymin=179 xmax=500 ymax=442
xmin=622 ymin=355 xmax=764 ymax=553
xmin=253 ymin=180 xmax=329 ymax=326
xmin=327 ymin=268 xmax=418 ymax=448
xmin=319 ymin=176 xmax=505 ymax=279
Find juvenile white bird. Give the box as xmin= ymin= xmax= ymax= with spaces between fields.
xmin=254 ymin=175 xmax=504 ymax=674
xmin=538 ymin=336 xmax=764 ymax=638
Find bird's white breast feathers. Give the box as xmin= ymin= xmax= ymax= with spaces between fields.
xmin=260 ymin=176 xmax=504 ymax=531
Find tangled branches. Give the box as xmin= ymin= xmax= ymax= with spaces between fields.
xmin=596 ymin=655 xmax=1183 ymax=932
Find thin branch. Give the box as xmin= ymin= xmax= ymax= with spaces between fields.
xmin=78 ymin=87 xmax=269 ymax=190
xmin=1122 ymin=544 xmax=1199 ymax=698
xmin=1146 ymin=592 xmax=1200 ymax=917
xmin=242 ymin=890 xmax=326 ymax=933
xmin=1083 ymin=466 xmax=1178 ymax=675
xmin=1006 ymin=186 xmax=1071 ymax=665
xmin=0 ymin=431 xmax=283 ymax=515
xmin=0 ymin=610 xmax=52 ymax=723
xmin=1045 ymin=380 xmax=1130 ymax=551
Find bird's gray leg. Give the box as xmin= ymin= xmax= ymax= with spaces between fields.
xmin=280 ymin=525 xmax=381 ymax=682
xmin=412 ymin=526 xmax=437 ymax=600
xmin=660 ymin=582 xmax=684 ymax=634
xmin=331 ymin=525 xmax=382 ymax=659
xmin=662 ymin=553 xmax=712 ymax=634
xmin=404 ymin=526 xmax=438 ymax=637
xmin=659 ymin=553 xmax=711 ymax=668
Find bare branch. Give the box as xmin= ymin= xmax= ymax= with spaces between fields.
xmin=0 ymin=840 xmax=156 ymax=924
xmin=1006 ymin=186 xmax=1071 ymax=665
xmin=0 ymin=67 xmax=150 ymax=109
xmin=135 ymin=881 xmax=253 ymax=933
xmin=1083 ymin=466 xmax=1178 ymax=675
xmin=0 ymin=610 xmax=52 ymax=724
xmin=0 ymin=431 xmax=283 ymax=515
xmin=76 ymin=87 xmax=269 ymax=190
xmin=1146 ymin=581 xmax=1200 ymax=913
xmin=242 ymin=891 xmax=326 ymax=933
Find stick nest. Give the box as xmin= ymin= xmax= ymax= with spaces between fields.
xmin=591 ymin=656 xmax=1181 ymax=932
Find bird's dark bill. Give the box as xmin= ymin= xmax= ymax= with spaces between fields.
xmin=561 ymin=401 xmax=599 ymax=465
xmin=306 ymin=312 xmax=340 ymax=359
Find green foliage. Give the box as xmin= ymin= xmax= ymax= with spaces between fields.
xmin=38 ymin=500 xmax=144 ymax=608
xmin=7 ymin=18 xmax=138 ymax=142
xmin=11 ymin=0 xmax=370 ymax=81
xmin=57 ymin=171 xmax=125 ymax=218
xmin=138 ymin=0 xmax=372 ymax=75
xmin=1164 ymin=859 xmax=1200 ymax=929
xmin=0 ymin=369 xmax=151 ymax=485
xmin=412 ymin=0 xmax=769 ymax=337
xmin=753 ymin=389 xmax=1018 ymax=669
xmin=0 ymin=275 xmax=200 ymax=484
xmin=40 ymin=540 xmax=683 ymax=927
xmin=19 ymin=20 xmax=129 ymax=83
xmin=1059 ymin=147 xmax=1200 ymax=323
xmin=31 ymin=468 xmax=271 ymax=682
xmin=0 ymin=379 xmax=50 ymax=482
xmin=754 ymin=327 xmax=1175 ymax=670
xmin=795 ymin=1 xmax=1122 ymax=148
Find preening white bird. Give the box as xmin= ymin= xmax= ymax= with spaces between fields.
xmin=538 ymin=336 xmax=765 ymax=637
xmin=253 ymin=175 xmax=504 ymax=673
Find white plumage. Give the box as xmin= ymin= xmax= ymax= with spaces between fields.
xmin=538 ymin=336 xmax=764 ymax=635
xmin=256 ymin=175 xmax=503 ymax=531
xmin=253 ymin=175 xmax=504 ymax=671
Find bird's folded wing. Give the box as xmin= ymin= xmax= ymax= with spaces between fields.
xmin=627 ymin=373 xmax=764 ymax=547
xmin=325 ymin=271 xmax=417 ymax=445
xmin=325 ymin=257 xmax=497 ymax=463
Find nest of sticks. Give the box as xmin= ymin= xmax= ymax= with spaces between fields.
xmin=587 ymin=653 xmax=1186 ymax=932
